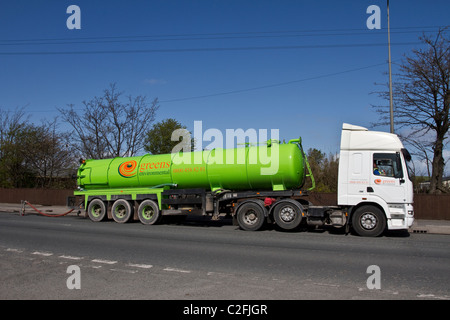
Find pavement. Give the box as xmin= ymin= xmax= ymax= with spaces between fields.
xmin=1 ymin=202 xmax=450 ymax=235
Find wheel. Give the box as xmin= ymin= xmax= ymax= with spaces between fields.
xmin=351 ymin=205 xmax=386 ymax=237
xmin=137 ymin=200 xmax=160 ymax=225
xmin=87 ymin=199 xmax=106 ymax=222
xmin=273 ymin=200 xmax=303 ymax=230
xmin=236 ymin=202 xmax=265 ymax=231
xmin=111 ymin=199 xmax=133 ymax=223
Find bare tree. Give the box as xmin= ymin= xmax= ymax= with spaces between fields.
xmin=21 ymin=119 xmax=75 ymax=188
xmin=0 ymin=106 xmax=28 ymax=158
xmin=0 ymin=107 xmax=34 ymax=187
xmin=58 ymin=83 xmax=159 ymax=159
xmin=374 ymin=29 xmax=450 ymax=194
xmin=0 ymin=107 xmax=77 ymax=188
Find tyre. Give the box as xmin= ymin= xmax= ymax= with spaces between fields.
xmin=137 ymin=200 xmax=160 ymax=225
xmin=236 ymin=202 xmax=265 ymax=231
xmin=87 ymin=199 xmax=107 ymax=222
xmin=111 ymin=199 xmax=133 ymax=223
xmin=351 ymin=205 xmax=386 ymax=237
xmin=273 ymin=200 xmax=303 ymax=230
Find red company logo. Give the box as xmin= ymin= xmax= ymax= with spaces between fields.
xmin=118 ymin=160 xmax=137 ymax=178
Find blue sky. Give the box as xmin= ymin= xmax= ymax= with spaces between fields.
xmin=0 ymin=1 xmax=449 ymax=173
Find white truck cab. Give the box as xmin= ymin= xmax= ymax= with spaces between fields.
xmin=338 ymin=123 xmax=414 ymax=236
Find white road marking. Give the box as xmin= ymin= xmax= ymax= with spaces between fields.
xmin=91 ymin=259 xmax=118 ymax=265
xmin=126 ymin=263 xmax=153 ymax=269
xmin=206 ymin=271 xmax=229 ymax=277
xmin=417 ymin=293 xmax=450 ymax=300
xmin=164 ymin=267 xmax=191 ymax=273
xmin=59 ymin=255 xmax=83 ymax=260
xmin=110 ymin=268 xmax=138 ymax=274
xmin=6 ymin=248 xmax=23 ymax=253
xmin=32 ymin=251 xmax=53 ymax=257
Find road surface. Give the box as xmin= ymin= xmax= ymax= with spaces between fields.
xmin=1 ymin=212 xmax=449 ymax=300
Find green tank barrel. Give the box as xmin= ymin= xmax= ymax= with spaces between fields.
xmin=77 ymin=140 xmax=306 ymax=192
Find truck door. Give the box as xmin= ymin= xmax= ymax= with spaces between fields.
xmin=370 ymin=152 xmax=407 ymax=203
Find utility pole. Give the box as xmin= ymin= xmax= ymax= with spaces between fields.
xmin=387 ymin=0 xmax=394 ymax=133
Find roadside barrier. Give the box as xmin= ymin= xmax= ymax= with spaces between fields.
xmin=20 ymin=200 xmax=75 ymax=217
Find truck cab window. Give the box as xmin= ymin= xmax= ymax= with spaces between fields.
xmin=373 ymin=153 xmax=403 ymax=178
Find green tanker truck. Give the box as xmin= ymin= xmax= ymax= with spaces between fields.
xmin=74 ymin=124 xmax=415 ymax=236
xmin=75 ymin=138 xmax=311 ymax=231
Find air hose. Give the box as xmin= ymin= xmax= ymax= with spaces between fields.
xmin=21 ymin=200 xmax=75 ymax=217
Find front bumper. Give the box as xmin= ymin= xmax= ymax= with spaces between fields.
xmin=387 ymin=204 xmax=414 ymax=230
